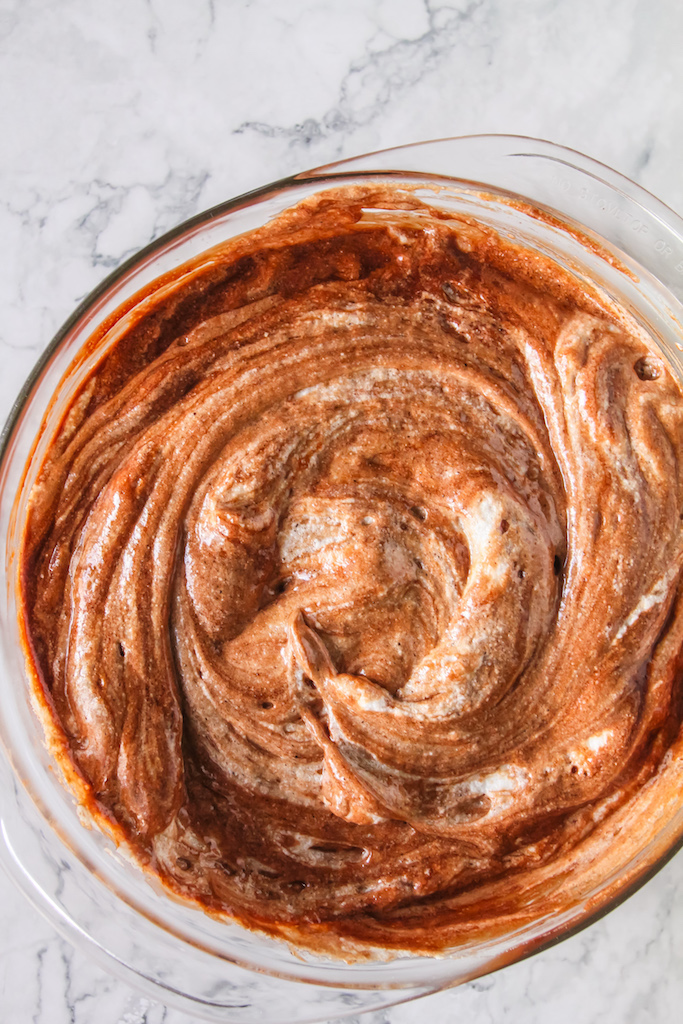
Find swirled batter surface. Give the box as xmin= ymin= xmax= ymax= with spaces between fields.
xmin=20 ymin=187 xmax=683 ymax=956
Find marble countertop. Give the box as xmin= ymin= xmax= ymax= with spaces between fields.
xmin=1 ymin=1 xmax=682 ymax=1021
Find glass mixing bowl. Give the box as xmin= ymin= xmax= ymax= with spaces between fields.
xmin=1 ymin=136 xmax=683 ymax=1023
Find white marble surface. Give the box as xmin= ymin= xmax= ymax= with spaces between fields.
xmin=1 ymin=0 xmax=683 ymax=1021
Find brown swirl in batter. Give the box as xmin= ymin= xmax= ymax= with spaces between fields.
xmin=20 ymin=186 xmax=683 ymax=956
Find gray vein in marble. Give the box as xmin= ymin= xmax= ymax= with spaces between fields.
xmin=235 ymin=0 xmax=485 ymax=155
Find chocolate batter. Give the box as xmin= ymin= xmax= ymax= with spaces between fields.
xmin=19 ymin=186 xmax=683 ymax=956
